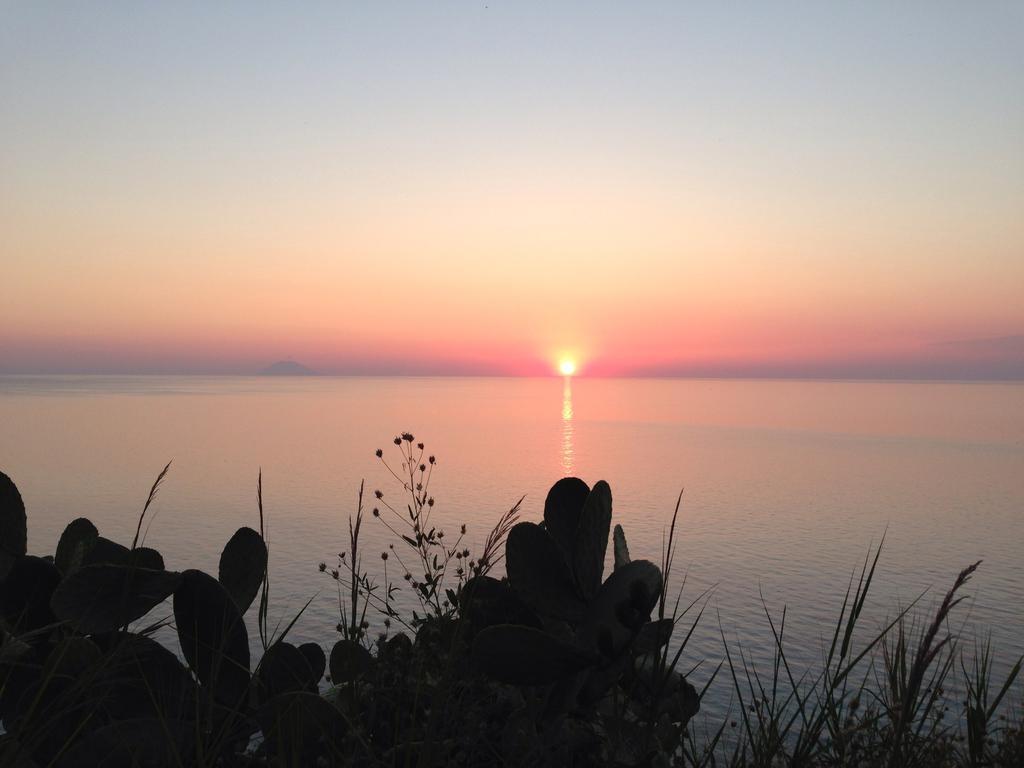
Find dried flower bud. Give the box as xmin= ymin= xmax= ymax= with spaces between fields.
xmin=428 ymin=497 xmax=435 ymax=507
xmin=428 ymin=455 xmax=436 ymax=464
xmin=372 ymin=508 xmax=380 ymax=517
xmin=375 ymin=448 xmax=383 ymax=458
xmin=460 ymin=524 xmax=466 ymax=534
xmin=394 ymin=437 xmax=402 ymax=445
xmin=331 ymin=569 xmax=339 ymax=580
xmin=374 ymin=490 xmax=383 ymax=499
xmin=401 ymin=432 xmax=414 ymax=442
xmin=419 ymin=464 xmax=426 ymax=472
xmin=381 ymin=552 xmax=388 ymax=561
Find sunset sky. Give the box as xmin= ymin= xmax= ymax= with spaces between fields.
xmin=2 ymin=3 xmax=1022 ymax=378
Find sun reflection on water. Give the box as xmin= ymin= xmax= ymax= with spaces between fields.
xmin=561 ymin=376 xmax=574 ymax=475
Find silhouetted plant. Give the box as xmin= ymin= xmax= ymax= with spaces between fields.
xmin=1 ymin=445 xmax=1021 ymax=767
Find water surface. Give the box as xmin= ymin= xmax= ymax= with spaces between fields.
xmin=2 ymin=375 xmax=1022 ymax=714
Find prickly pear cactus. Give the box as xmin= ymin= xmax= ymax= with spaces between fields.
xmin=0 ymin=470 xmax=26 ymax=579
xmin=472 ymin=477 xmax=698 ymax=726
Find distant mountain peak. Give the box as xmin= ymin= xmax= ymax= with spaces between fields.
xmin=259 ymin=360 xmax=317 ymax=376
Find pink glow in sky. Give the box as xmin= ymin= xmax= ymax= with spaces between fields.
xmin=2 ymin=4 xmax=1022 ymax=378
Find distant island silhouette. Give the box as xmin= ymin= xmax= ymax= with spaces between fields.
xmin=258 ymin=360 xmax=317 ymax=376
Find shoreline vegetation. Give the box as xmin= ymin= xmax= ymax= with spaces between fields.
xmin=0 ymin=436 xmax=1021 ymax=767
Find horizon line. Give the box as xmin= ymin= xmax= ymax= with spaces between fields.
xmin=2 ymin=370 xmax=1023 ymax=384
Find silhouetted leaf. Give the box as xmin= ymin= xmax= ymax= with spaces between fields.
xmin=505 ymin=522 xmax=584 ymax=622
xmin=329 ymin=639 xmax=372 ymax=683
xmin=82 ymin=537 xmax=130 ymax=567
xmin=129 ymin=546 xmax=164 ymax=571
xmin=218 ymin=526 xmax=267 ymax=614
xmin=613 ymin=524 xmax=630 ymax=571
xmin=573 ymin=480 xmax=612 ymax=600
xmin=631 ymin=655 xmax=701 ymax=725
xmin=579 ymin=559 xmax=663 ymax=658
xmin=298 ymin=642 xmax=326 ymax=686
xmin=54 ymin=518 xmax=98 ymax=576
xmin=633 ymin=618 xmax=674 ymax=655
xmin=43 ymin=637 xmax=102 ymax=679
xmin=460 ymin=575 xmax=542 ymax=633
xmin=1 ymin=556 xmax=60 ymax=632
xmin=258 ymin=641 xmax=313 ymax=699
xmin=472 ymin=624 xmax=594 ymax=685
xmin=97 ymin=633 xmax=195 ymax=721
xmin=0 ymin=471 xmax=26 ymax=579
xmin=543 ymin=477 xmax=590 ymax=559
xmin=173 ymin=569 xmax=250 ymax=704
xmin=51 ymin=564 xmax=181 ymax=634
xmin=385 ymin=632 xmax=412 ymax=656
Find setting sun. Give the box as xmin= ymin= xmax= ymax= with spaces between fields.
xmin=559 ymin=359 xmax=577 ymax=376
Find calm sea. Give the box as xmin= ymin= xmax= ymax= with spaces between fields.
xmin=2 ymin=375 xmax=1022 ymax=715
